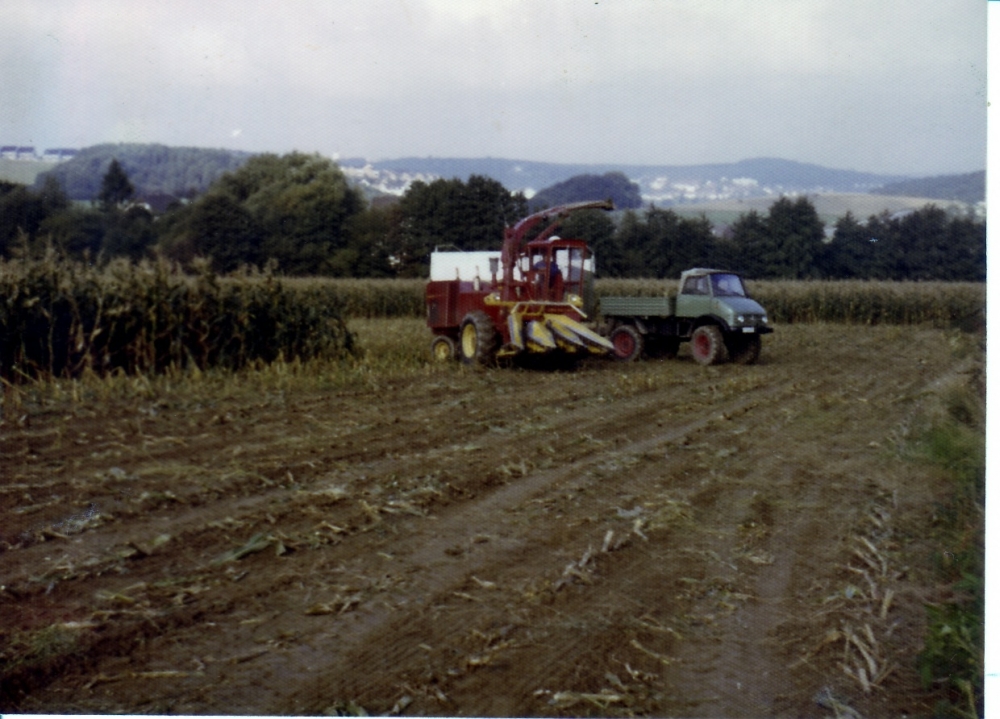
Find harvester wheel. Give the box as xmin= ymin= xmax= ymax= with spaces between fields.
xmin=728 ymin=334 xmax=761 ymax=365
xmin=459 ymin=311 xmax=498 ymax=365
xmin=610 ymin=324 xmax=643 ymax=362
xmin=690 ymin=324 xmax=728 ymax=366
xmin=430 ymin=335 xmax=457 ymax=362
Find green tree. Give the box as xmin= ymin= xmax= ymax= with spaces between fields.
xmin=645 ymin=208 xmax=717 ymax=278
xmin=39 ymin=208 xmax=105 ymax=259
xmin=98 ymin=158 xmax=135 ymax=211
xmin=100 ymin=206 xmax=157 ymax=261
xmin=863 ymin=211 xmax=904 ymax=279
xmin=37 ymin=175 xmax=70 ymax=216
xmin=897 ymin=205 xmax=951 ymax=280
xmin=727 ymin=210 xmax=770 ymax=278
xmin=0 ymin=182 xmax=45 ymax=256
xmin=944 ymin=212 xmax=986 ymax=281
xmin=186 ymin=193 xmax=262 ymax=272
xmin=764 ymin=196 xmax=824 ymax=278
xmin=612 ymin=209 xmax=650 ymax=277
xmin=161 ymin=152 xmax=364 ymax=274
xmin=559 ymin=209 xmax=621 ymax=276
xmin=816 ymin=211 xmax=872 ymax=279
xmin=343 ymin=202 xmax=398 ymax=277
xmin=392 ymin=175 xmax=527 ymax=276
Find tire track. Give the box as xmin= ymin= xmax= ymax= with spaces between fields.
xmin=253 ymin=377 xmax=808 ymax=714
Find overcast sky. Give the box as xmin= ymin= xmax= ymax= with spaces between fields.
xmin=1 ymin=0 xmax=987 ymax=177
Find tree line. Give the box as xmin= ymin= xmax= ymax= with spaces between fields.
xmin=0 ymin=152 xmax=985 ymax=282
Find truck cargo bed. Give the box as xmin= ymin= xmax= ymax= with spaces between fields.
xmin=600 ymin=295 xmax=675 ymax=317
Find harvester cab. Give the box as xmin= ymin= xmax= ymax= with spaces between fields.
xmin=426 ymin=200 xmax=614 ymax=365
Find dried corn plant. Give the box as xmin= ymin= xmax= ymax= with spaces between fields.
xmin=1 ymin=255 xmax=355 ymax=381
xmin=797 ymin=498 xmax=902 ymax=696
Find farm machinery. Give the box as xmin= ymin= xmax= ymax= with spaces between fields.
xmin=600 ymin=268 xmax=773 ymax=365
xmin=426 ymin=200 xmax=773 ymax=367
xmin=426 ymin=200 xmax=615 ymax=365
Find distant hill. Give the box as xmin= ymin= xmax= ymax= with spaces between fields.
xmin=872 ymin=171 xmax=985 ymax=205
xmin=8 ymin=142 xmax=982 ymax=211
xmin=34 ymin=143 xmax=254 ymax=201
xmin=347 ymin=156 xmax=910 ymax=204
xmin=528 ymin=172 xmax=643 ymax=211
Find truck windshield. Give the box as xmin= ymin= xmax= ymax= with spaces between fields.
xmin=710 ymin=273 xmax=747 ymax=297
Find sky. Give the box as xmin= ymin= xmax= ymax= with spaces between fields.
xmin=0 ymin=0 xmax=988 ymax=177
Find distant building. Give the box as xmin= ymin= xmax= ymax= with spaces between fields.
xmin=1 ymin=145 xmax=18 ymax=160
xmin=42 ymin=148 xmax=78 ymax=162
xmin=15 ymin=146 xmax=36 ymax=160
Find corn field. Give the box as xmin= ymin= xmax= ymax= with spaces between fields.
xmin=0 ymin=256 xmax=355 ymax=382
xmin=278 ymin=277 xmax=425 ymax=318
xmin=291 ymin=276 xmax=983 ymax=330
xmin=1 ymin=261 xmax=984 ymax=382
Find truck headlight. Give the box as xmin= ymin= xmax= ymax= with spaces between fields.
xmin=736 ymin=314 xmax=745 ymax=324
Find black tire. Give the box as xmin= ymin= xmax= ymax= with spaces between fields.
xmin=728 ymin=333 xmax=762 ymax=365
xmin=430 ymin=335 xmax=457 ymax=362
xmin=459 ymin=311 xmax=498 ymax=365
xmin=610 ymin=324 xmax=643 ymax=362
xmin=690 ymin=324 xmax=728 ymax=366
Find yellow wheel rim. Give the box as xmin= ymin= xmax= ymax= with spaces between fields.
xmin=433 ymin=339 xmax=452 ymax=361
xmin=461 ymin=323 xmax=478 ymax=359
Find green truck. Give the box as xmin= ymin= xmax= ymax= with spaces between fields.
xmin=600 ymin=268 xmax=773 ymax=365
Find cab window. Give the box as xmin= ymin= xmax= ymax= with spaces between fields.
xmin=681 ymin=275 xmax=710 ymax=295
xmin=710 ymin=273 xmax=747 ymax=297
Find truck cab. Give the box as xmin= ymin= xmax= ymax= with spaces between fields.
xmin=676 ymin=268 xmax=770 ymax=333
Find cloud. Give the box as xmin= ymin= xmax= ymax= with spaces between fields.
xmin=0 ymin=0 xmax=985 ymax=174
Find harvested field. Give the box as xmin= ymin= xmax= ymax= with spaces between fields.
xmin=0 ymin=320 xmax=984 ymax=717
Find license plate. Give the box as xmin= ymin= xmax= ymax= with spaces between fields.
xmin=742 ymin=327 xmax=754 ymax=333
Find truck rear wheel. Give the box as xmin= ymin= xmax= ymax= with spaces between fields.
xmin=610 ymin=324 xmax=643 ymax=362
xmin=691 ymin=325 xmax=727 ymax=366
xmin=459 ymin=311 xmax=498 ymax=365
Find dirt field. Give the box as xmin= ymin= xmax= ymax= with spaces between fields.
xmin=0 ymin=322 xmax=982 ymax=717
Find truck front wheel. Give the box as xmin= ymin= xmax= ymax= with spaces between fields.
xmin=459 ymin=311 xmax=498 ymax=365
xmin=690 ymin=325 xmax=728 ymax=366
xmin=610 ymin=324 xmax=643 ymax=362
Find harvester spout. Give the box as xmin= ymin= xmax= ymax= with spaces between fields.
xmin=500 ymin=199 xmax=614 ymax=302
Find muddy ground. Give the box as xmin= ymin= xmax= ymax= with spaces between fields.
xmin=0 ymin=323 xmax=982 ymax=716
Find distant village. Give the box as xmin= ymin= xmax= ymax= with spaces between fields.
xmin=339 ymin=161 xmax=779 ymax=204
xmin=0 ymin=145 xmax=78 ymax=163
